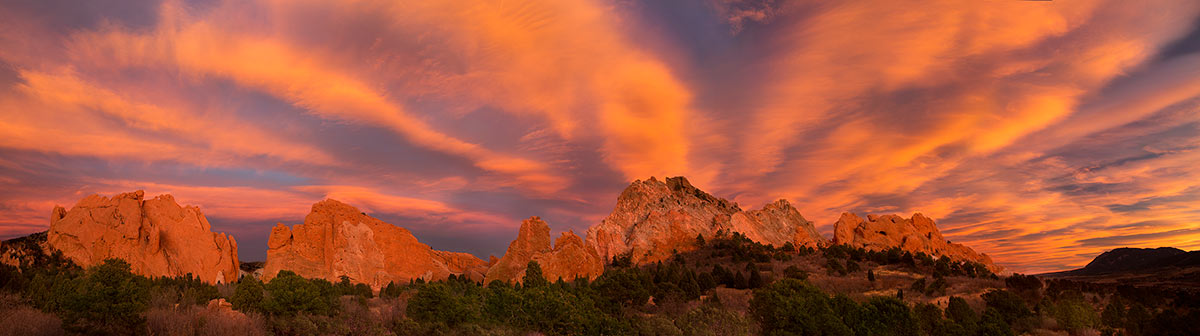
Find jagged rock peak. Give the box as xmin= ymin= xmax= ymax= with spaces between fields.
xmin=484 ymin=216 xmax=604 ymax=284
xmin=263 ymin=198 xmax=487 ymax=289
xmin=832 ymin=212 xmax=1002 ymax=273
xmin=46 ymin=190 xmax=240 ymax=284
xmin=586 ymin=176 xmax=825 ymax=265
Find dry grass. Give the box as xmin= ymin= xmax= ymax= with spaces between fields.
xmin=0 ymin=294 xmax=64 ymax=336
xmin=145 ymin=305 xmax=267 ymax=336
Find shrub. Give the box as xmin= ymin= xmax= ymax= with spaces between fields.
xmin=263 ymin=270 xmax=338 ymax=316
xmin=826 ymin=258 xmax=847 ymax=276
xmin=675 ymin=304 xmax=752 ymax=336
xmin=57 ymin=259 xmax=150 ymax=334
xmin=783 ymin=265 xmax=808 ymax=280
xmin=523 ymin=261 xmax=549 ymax=288
xmin=1048 ymin=293 xmax=1099 ymax=333
xmin=231 ymin=277 xmax=265 ymax=312
xmin=910 ymin=278 xmax=927 ymax=293
xmin=406 ymin=281 xmax=483 ymax=327
xmin=750 ymin=278 xmax=853 ymax=335
xmin=982 ymin=289 xmax=1032 ymax=325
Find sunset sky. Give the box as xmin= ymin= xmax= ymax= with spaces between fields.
xmin=2 ymin=0 xmax=1199 ymax=273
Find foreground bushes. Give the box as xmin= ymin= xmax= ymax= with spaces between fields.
xmin=750 ymin=279 xmax=1032 ymax=336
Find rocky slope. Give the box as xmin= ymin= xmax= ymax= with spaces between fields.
xmin=1039 ymin=247 xmax=1200 ymax=289
xmin=262 ymin=199 xmax=487 ymax=289
xmin=1046 ymin=247 xmax=1200 ymax=276
xmin=46 ymin=191 xmax=240 ymax=283
xmin=832 ymin=212 xmax=1001 ymax=273
xmin=585 ymin=176 xmax=826 ymax=265
xmin=484 ymin=216 xmax=604 ymax=284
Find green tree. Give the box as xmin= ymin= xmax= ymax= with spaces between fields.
xmin=263 ymin=270 xmax=338 ymax=316
xmin=858 ymin=296 xmax=919 ymax=336
xmin=910 ymin=278 xmax=927 ymax=293
xmin=406 ymin=281 xmax=483 ymax=327
xmin=946 ymin=296 xmax=978 ymax=325
xmin=868 ymin=269 xmax=876 ymax=282
xmin=697 ymin=272 xmax=717 ymax=291
xmin=58 ymin=259 xmax=150 ymax=335
xmin=1049 ymin=294 xmax=1099 ymax=333
xmin=381 ymin=281 xmax=403 ymax=298
xmin=826 ymin=258 xmax=847 ymax=276
xmin=982 ymin=289 xmax=1032 ymax=325
xmin=523 ymin=261 xmax=549 ymax=288
xmin=1100 ymin=297 xmax=1125 ymax=328
xmin=732 ymin=271 xmax=747 ymax=289
xmin=231 ymin=277 xmax=265 ymax=312
xmin=750 ymin=279 xmax=853 ymax=335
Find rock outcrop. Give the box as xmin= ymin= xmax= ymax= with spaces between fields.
xmin=585 ymin=176 xmax=826 ymax=264
xmin=262 ymin=199 xmax=488 ymax=289
xmin=832 ymin=212 xmax=1002 ymax=273
xmin=46 ymin=191 xmax=240 ymax=283
xmin=484 ymin=216 xmax=604 ymax=284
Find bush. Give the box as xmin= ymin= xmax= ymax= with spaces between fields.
xmin=750 ymin=278 xmax=854 ymax=335
xmin=1047 ymin=293 xmax=1099 ymax=333
xmin=826 ymin=258 xmax=847 ymax=276
xmin=57 ymin=259 xmax=150 ymax=334
xmin=231 ymin=277 xmax=265 ymax=312
xmin=523 ymin=261 xmax=549 ymax=288
xmin=263 ymin=270 xmax=338 ymax=316
xmin=149 ymin=273 xmax=221 ymax=307
xmin=406 ymin=281 xmax=483 ymax=327
xmin=982 ymin=289 xmax=1032 ymax=325
xmin=675 ymin=304 xmax=752 ymax=336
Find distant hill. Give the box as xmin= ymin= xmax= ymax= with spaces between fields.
xmin=1040 ymin=247 xmax=1200 ymax=288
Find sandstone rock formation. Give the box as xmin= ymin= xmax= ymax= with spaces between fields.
xmin=484 ymin=216 xmax=604 ymax=284
xmin=262 ymin=199 xmax=488 ymax=289
xmin=46 ymin=191 xmax=240 ymax=283
xmin=585 ymin=176 xmax=826 ymax=264
xmin=833 ymin=212 xmax=1002 ymax=273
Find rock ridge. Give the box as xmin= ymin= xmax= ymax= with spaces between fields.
xmin=585 ymin=176 xmax=826 ymax=265
xmin=832 ymin=212 xmax=1002 ymax=273
xmin=262 ymin=199 xmax=487 ymax=289
xmin=484 ymin=216 xmax=604 ymax=284
xmin=46 ymin=190 xmax=240 ymax=283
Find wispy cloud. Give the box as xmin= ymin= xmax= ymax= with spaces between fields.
xmin=1 ymin=0 xmax=1199 ymax=272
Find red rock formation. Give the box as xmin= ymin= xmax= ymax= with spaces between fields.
xmin=46 ymin=191 xmax=240 ymax=283
xmin=833 ymin=212 xmax=1002 ymax=273
xmin=262 ymin=199 xmax=487 ymax=289
xmin=585 ymin=176 xmax=826 ymax=264
xmin=485 ymin=216 xmax=604 ymax=284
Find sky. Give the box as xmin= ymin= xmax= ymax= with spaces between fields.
xmin=1 ymin=0 xmax=1199 ymax=274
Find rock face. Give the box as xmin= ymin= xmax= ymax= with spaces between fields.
xmin=585 ymin=176 xmax=826 ymax=264
xmin=262 ymin=199 xmax=487 ymax=289
xmin=46 ymin=191 xmax=240 ymax=283
xmin=484 ymin=216 xmax=604 ymax=284
xmin=832 ymin=212 xmax=1002 ymax=273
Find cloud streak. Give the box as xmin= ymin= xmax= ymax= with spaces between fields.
xmin=1 ymin=0 xmax=1199 ymax=272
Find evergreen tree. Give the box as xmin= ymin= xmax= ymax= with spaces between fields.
xmin=523 ymin=261 xmax=549 ymax=288
xmin=58 ymin=259 xmax=150 ymax=334
xmin=231 ymin=277 xmax=265 ymax=312
xmin=748 ymin=269 xmax=763 ymax=289
xmin=868 ymin=269 xmax=876 ymax=282
xmin=697 ymin=272 xmax=717 ymax=291
xmin=733 ymin=271 xmax=747 ymax=289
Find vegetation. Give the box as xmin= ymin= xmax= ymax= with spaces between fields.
xmin=1 ymin=232 xmax=1197 ymax=335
